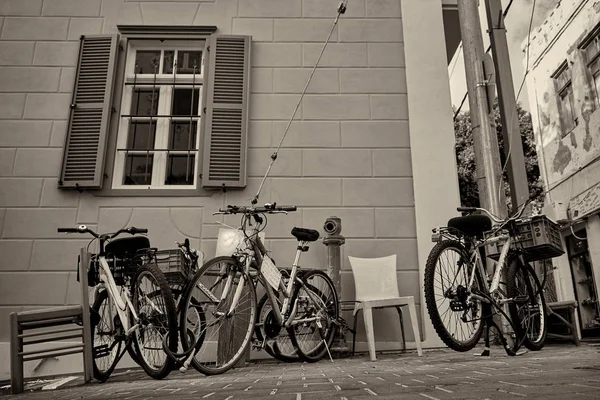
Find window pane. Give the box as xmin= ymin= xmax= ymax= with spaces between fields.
xmin=135 ymin=50 xmax=161 ymax=74
xmin=172 ymin=89 xmax=200 ymax=116
xmin=127 ymin=122 xmax=156 ymax=150
xmin=131 ymin=89 xmax=159 ymax=116
xmin=170 ymin=122 xmax=197 ymax=150
xmin=594 ymin=73 xmax=600 ymax=105
xmin=177 ymin=51 xmax=202 ymax=75
xmin=124 ymin=155 xmax=153 ymax=185
xmin=163 ymin=50 xmax=174 ymax=74
xmin=166 ymin=155 xmax=195 ymax=185
xmin=559 ymin=88 xmax=576 ymax=132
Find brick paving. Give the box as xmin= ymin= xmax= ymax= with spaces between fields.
xmin=2 ymin=343 xmax=599 ymax=399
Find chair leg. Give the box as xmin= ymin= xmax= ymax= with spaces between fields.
xmin=407 ymin=298 xmax=423 ymax=357
xmin=396 ymin=307 xmax=406 ymax=351
xmin=362 ymin=306 xmax=377 ymax=361
xmin=352 ymin=309 xmax=360 ymax=356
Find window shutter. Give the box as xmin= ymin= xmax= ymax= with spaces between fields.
xmin=58 ymin=35 xmax=119 ymax=189
xmin=202 ymin=35 xmax=251 ymax=189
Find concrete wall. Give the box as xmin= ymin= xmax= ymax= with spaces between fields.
xmin=0 ymin=0 xmax=458 ymax=378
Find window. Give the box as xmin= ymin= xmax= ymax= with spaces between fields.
xmin=582 ymin=26 xmax=600 ymax=106
xmin=112 ymin=41 xmax=205 ymax=189
xmin=553 ymin=62 xmax=577 ymax=136
xmin=58 ymin=30 xmax=251 ymax=193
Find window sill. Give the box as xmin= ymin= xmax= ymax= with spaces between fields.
xmin=91 ymin=186 xmax=217 ymax=197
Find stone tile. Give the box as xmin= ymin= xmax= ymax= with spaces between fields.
xmin=59 ymin=67 xmax=75 ymax=92
xmin=0 ymin=272 xmax=70 ymax=304
xmin=13 ymin=148 xmax=62 ymax=177
xmin=343 ymin=178 xmax=414 ymax=206
xmin=193 ymin=0 xmax=237 ymax=34
xmin=271 ymin=178 xmax=342 ymax=206
xmin=0 ymin=306 xmax=22 ymax=341
xmin=0 ymin=178 xmax=43 ymax=206
xmin=302 ymin=207 xmax=375 ymax=238
xmin=0 ymin=41 xmax=34 ymax=65
xmin=101 ymin=0 xmax=143 ymax=33
xmin=50 ymin=120 xmax=68 ymax=147
xmin=366 ymin=0 xmax=402 ymax=18
xmin=223 ymin=177 xmax=271 ymax=207
xmin=3 ymin=208 xmax=77 ymax=238
xmin=0 ymin=93 xmax=25 ymax=118
xmin=23 ymin=93 xmax=70 ymax=119
xmin=0 ymin=67 xmax=60 ymax=92
xmin=0 ymin=240 xmax=33 ymax=271
xmin=303 ymin=0 xmax=365 ymax=18
xmin=251 ymin=67 xmax=273 ymax=93
xmin=140 ymin=2 xmax=198 ymax=24
xmin=247 ymin=148 xmax=302 ymax=177
xmin=41 ymin=178 xmax=80 ymax=207
xmin=42 ymin=0 xmax=100 ymax=16
xmin=340 ymin=68 xmax=407 ymax=93
xmin=343 ymin=238 xmax=419 ymax=271
xmin=370 ymin=94 xmax=409 ymax=120
xmin=0 ymin=120 xmax=52 ymax=147
xmin=0 ymin=0 xmax=42 ymax=16
xmin=303 ymin=149 xmax=372 ymax=177
xmin=272 ymin=121 xmax=340 ymax=147
xmin=273 ymin=68 xmax=338 ymax=94
xmin=250 ymin=94 xmax=303 ymax=120
xmin=368 ymin=43 xmax=405 ymax=67
xmin=30 ymin=239 xmax=90 ymax=271
xmin=373 ymin=148 xmax=413 ymax=176
xmin=33 ymin=41 xmax=79 ymax=66
xmin=375 ymin=207 xmax=417 ymax=238
xmin=339 ymin=19 xmax=404 ymax=42
xmin=0 ymin=149 xmax=15 ymax=176
xmin=233 ymin=18 xmax=273 ymax=42
xmin=67 ymin=17 xmax=103 ymax=40
xmin=303 ymin=43 xmax=367 ymax=67
xmin=248 ymin=120 xmax=272 ymax=147
xmin=239 ymin=0 xmax=301 ymax=18
xmin=274 ymin=19 xmax=338 ymax=42
xmin=303 ymin=95 xmax=370 ymax=120
xmin=253 ymin=43 xmax=302 ymax=67
xmin=1 ymin=17 xmax=68 ymax=40
xmin=341 ymin=121 xmax=410 ymax=148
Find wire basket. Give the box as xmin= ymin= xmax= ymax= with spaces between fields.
xmin=485 ymin=215 xmax=565 ymax=262
xmin=148 ymin=249 xmax=195 ymax=287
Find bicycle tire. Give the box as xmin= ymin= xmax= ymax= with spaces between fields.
xmin=255 ymin=293 xmax=299 ymax=362
xmin=131 ymin=263 xmax=178 ymax=379
xmin=424 ymin=240 xmax=485 ymax=352
xmin=91 ymin=289 xmax=122 ymax=382
xmin=506 ymin=256 xmax=547 ymax=351
xmin=287 ymin=270 xmax=339 ymax=363
xmin=180 ymin=256 xmax=257 ymax=375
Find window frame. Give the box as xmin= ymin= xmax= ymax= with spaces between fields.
xmin=579 ymin=22 xmax=600 ymax=107
xmin=551 ymin=61 xmax=578 ymax=137
xmin=99 ymin=26 xmax=217 ymax=197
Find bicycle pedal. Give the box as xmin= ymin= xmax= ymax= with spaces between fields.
xmin=93 ymin=344 xmax=110 ymax=358
xmin=450 ymin=300 xmax=466 ymax=311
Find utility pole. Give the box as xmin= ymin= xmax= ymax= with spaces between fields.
xmin=485 ymin=0 xmax=530 ymax=215
xmin=457 ymin=0 xmax=507 ymax=219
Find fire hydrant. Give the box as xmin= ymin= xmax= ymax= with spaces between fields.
xmin=323 ymin=216 xmax=348 ymax=352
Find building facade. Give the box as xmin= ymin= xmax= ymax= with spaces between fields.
xmin=0 ymin=0 xmax=462 ymax=378
xmin=523 ymin=0 xmax=600 ymax=338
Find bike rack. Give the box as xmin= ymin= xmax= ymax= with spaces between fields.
xmin=9 ymin=248 xmax=93 ymax=394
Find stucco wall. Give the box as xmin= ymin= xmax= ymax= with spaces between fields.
xmin=0 ymin=0 xmax=458 ymax=377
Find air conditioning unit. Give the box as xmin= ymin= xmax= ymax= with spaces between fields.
xmin=542 ymin=201 xmax=569 ymax=223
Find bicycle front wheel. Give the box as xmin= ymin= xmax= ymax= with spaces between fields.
xmin=424 ymin=240 xmax=485 ymax=352
xmin=180 ymin=256 xmax=257 ymax=375
xmin=91 ymin=289 xmax=122 ymax=382
xmin=288 ymin=270 xmax=339 ymax=363
xmin=506 ymin=257 xmax=547 ymax=351
xmin=131 ymin=263 xmax=178 ymax=379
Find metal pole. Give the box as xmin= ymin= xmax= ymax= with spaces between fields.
xmin=457 ymin=0 xmax=507 ymax=219
xmin=485 ymin=0 xmax=530 ymax=215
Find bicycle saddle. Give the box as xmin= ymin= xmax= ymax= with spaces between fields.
xmin=105 ymin=236 xmax=151 ymax=257
xmin=447 ymin=214 xmax=492 ymax=238
xmin=291 ymin=227 xmax=320 ymax=242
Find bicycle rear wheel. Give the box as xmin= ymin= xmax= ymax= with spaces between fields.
xmin=131 ymin=263 xmax=178 ymax=379
xmin=424 ymin=240 xmax=485 ymax=352
xmin=288 ymin=270 xmax=339 ymax=362
xmin=91 ymin=289 xmax=122 ymax=382
xmin=506 ymin=257 xmax=547 ymax=351
xmin=180 ymin=256 xmax=257 ymax=375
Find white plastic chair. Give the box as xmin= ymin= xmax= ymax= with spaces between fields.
xmin=348 ymin=254 xmax=423 ymax=361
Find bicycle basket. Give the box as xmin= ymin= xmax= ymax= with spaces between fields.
xmin=149 ymin=249 xmax=195 ymax=287
xmin=485 ymin=215 xmax=564 ymax=262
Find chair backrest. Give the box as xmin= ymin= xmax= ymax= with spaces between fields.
xmin=348 ymin=255 xmax=400 ymax=302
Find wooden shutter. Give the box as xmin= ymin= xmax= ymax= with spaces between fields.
xmin=202 ymin=35 xmax=251 ymax=189
xmin=59 ymin=35 xmax=118 ymax=189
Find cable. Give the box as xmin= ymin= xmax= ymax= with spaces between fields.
xmin=453 ymin=92 xmax=469 ymax=119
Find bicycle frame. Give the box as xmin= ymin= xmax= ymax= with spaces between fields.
xmin=469 ymin=233 xmax=512 ymax=300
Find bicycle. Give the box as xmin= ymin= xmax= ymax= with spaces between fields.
xmin=174 ymin=203 xmax=340 ymax=375
xmin=424 ymin=203 xmax=563 ymax=356
xmin=58 ymin=225 xmax=178 ymax=381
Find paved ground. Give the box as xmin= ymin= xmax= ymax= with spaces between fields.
xmin=2 ymin=343 xmax=600 ymax=399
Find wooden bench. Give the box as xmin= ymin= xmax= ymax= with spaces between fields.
xmin=546 ymin=300 xmax=580 ymax=345
xmin=10 ymin=249 xmax=93 ymax=394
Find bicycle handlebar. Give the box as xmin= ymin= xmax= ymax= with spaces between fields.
xmin=214 ymin=203 xmax=297 ymax=215
xmin=57 ymin=225 xmax=148 ymax=239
